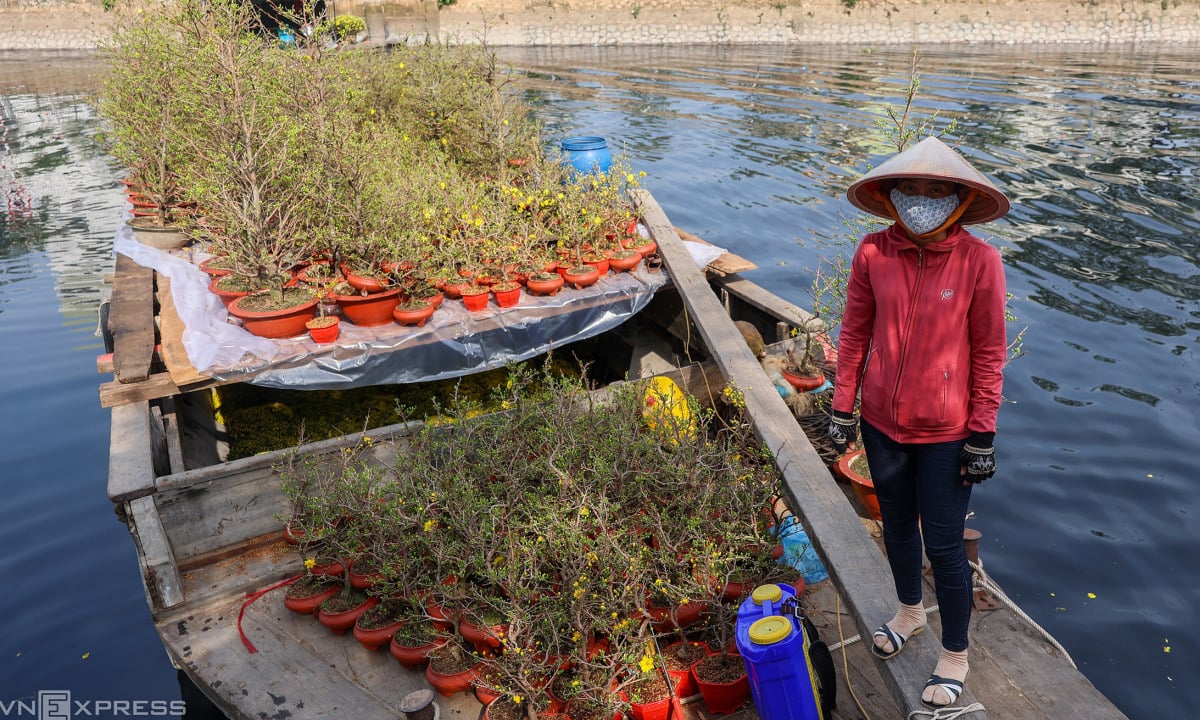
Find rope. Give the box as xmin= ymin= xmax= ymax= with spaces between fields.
xmin=969 ymin=559 xmax=1076 ymax=669
xmin=906 ymin=702 xmax=986 ymax=719
xmin=238 ymin=573 xmax=303 ymax=653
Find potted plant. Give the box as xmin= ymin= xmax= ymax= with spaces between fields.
xmin=491 ymin=281 xmax=522 ymax=309
xmin=393 ymin=299 xmax=437 ymax=327
xmin=525 ymin=271 xmax=565 ymax=297
xmin=305 ymin=315 xmax=340 ymax=344
xmin=100 ymin=8 xmax=192 ymax=250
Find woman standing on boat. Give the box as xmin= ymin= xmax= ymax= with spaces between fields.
xmin=827 ymin=136 xmax=1010 ymax=709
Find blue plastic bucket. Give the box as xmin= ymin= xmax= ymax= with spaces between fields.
xmin=735 ymin=584 xmax=822 ymax=720
xmin=560 ymin=136 xmax=613 ymax=175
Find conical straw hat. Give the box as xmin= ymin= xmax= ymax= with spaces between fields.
xmin=846 ymin=136 xmax=1010 ymax=225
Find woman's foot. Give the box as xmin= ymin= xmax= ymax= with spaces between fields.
xmin=871 ymin=602 xmax=926 ymax=660
xmin=922 ymin=648 xmax=969 ymax=708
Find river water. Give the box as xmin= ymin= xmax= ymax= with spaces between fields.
xmin=1 ymin=44 xmax=1197 ymax=719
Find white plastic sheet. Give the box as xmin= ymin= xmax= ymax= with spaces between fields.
xmin=114 ymin=226 xmax=675 ymax=390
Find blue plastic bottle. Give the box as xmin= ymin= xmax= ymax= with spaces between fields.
xmin=735 ymin=584 xmax=823 ymax=720
xmin=560 ymin=136 xmax=613 ymax=175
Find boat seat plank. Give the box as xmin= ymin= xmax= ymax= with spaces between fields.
xmin=100 ymin=371 xmax=185 ymax=408
xmin=108 ymin=401 xmax=157 ymax=502
xmin=636 ymin=189 xmax=986 ymax=719
xmin=129 ymin=495 xmax=184 ymax=609
xmin=109 ymin=253 xmax=157 ymax=384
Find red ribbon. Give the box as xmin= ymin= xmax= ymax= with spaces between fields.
xmin=238 ymin=574 xmax=303 ymax=653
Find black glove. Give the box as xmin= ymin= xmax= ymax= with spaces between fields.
xmin=961 ymin=432 xmax=996 ymax=483
xmin=829 ymin=410 xmax=858 ymax=454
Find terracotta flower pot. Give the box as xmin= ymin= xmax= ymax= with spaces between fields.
xmin=283 ymin=577 xmax=340 ymax=616
xmin=334 ymin=287 xmax=402 ymax=327
xmin=199 ymin=256 xmax=233 ymax=278
xmin=393 ymin=301 xmax=436 ymax=327
xmin=625 ymin=238 xmax=658 ymax=257
xmin=459 ymin=615 xmax=508 ymax=654
xmin=526 ymin=273 xmax=565 ymax=296
xmin=317 ymin=594 xmax=379 ymax=635
xmin=461 ymin=287 xmax=490 ymax=312
xmin=208 ymin=275 xmax=258 ymax=309
xmin=582 ymin=256 xmax=610 ymax=275
xmin=353 ymin=611 xmax=405 ymax=652
xmin=425 ymin=651 xmax=482 ymax=697
xmin=836 ymin=449 xmax=881 ymax=521
xmin=781 ymin=367 xmax=827 ymax=392
xmin=305 ymin=316 xmax=340 ymax=343
xmin=563 ymin=265 xmax=601 ymax=290
xmin=691 ymin=654 xmax=750 ymax=715
xmin=389 ymin=624 xmax=450 ymax=670
xmin=647 ymin=600 xmax=708 ymax=632
xmin=607 ymin=250 xmax=642 ymax=273
xmin=229 ymin=290 xmax=319 ymax=339
xmin=491 ymin=283 xmax=521 ymax=309
xmin=342 ymin=268 xmax=388 ymax=293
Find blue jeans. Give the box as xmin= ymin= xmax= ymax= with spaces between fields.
xmin=860 ymin=419 xmax=974 ymax=652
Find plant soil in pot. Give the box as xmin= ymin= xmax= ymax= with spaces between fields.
xmin=209 ymin=274 xmax=262 ymax=309
xmin=627 ymin=669 xmax=673 ymax=720
xmin=691 ymin=653 xmax=750 ymax=715
xmin=663 ymin=641 xmax=711 ymax=698
xmin=317 ymin=589 xmax=379 ymax=635
xmin=229 ymin=287 xmax=319 ymax=339
xmin=283 ymin=575 xmax=341 ymax=615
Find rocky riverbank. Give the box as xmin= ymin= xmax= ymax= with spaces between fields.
xmin=1 ymin=0 xmax=1199 ymax=51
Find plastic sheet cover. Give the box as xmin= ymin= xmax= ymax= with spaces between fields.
xmin=113 ymin=229 xmax=678 ymax=390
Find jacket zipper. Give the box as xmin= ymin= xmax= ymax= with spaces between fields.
xmin=891 ymin=247 xmax=924 ymax=429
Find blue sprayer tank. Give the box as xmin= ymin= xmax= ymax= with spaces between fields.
xmin=735 ymin=583 xmax=823 ymax=720
xmin=560 ymin=136 xmax=613 ymax=175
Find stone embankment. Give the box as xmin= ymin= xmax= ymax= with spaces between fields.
xmin=2 ymin=0 xmax=1199 ymax=51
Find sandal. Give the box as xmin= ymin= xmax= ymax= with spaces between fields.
xmin=870 ymin=623 xmax=924 ymax=660
xmin=921 ymin=674 xmax=964 ymax=708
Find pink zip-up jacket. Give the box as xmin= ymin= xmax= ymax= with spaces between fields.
xmin=831 ymin=223 xmax=1007 ymax=443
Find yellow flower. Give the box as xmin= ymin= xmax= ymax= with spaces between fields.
xmin=579 ymin=507 xmax=590 ymax=517
xmin=304 ymin=557 xmax=316 ymax=570
xmin=424 ymin=519 xmax=436 ymax=532
xmin=639 ymin=654 xmax=655 ymax=673
xmin=512 ymin=695 xmax=523 ymax=705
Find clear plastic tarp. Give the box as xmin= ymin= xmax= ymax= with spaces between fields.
xmin=112 ymin=224 xmax=724 ymax=391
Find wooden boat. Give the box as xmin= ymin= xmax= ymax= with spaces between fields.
xmin=102 ymin=192 xmax=1127 ymax=720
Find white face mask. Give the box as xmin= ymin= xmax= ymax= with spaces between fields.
xmin=890 ymin=187 xmax=961 ymax=235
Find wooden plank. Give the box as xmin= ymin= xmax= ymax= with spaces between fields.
xmin=635 ymin=189 xmax=985 ymax=719
xmin=109 ymin=253 xmax=156 ymax=384
xmin=108 ymin=402 xmax=157 ymax=502
xmin=100 ymin=372 xmax=184 ymax=408
xmin=157 ymin=276 xmax=212 ymax=388
xmin=675 ymin=227 xmax=757 ymax=275
xmin=713 ymin=274 xmax=825 ymax=333
xmin=129 ymin=495 xmax=185 ymax=610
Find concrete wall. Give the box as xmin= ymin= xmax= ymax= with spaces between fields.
xmin=3 ymin=0 xmax=1200 ymax=51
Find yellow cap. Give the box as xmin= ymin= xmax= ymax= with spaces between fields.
xmin=751 ymin=584 xmax=783 ymax=605
xmin=749 ymin=616 xmax=793 ymax=645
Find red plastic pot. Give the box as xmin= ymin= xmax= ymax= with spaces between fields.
xmin=425 ymin=654 xmax=482 ymax=697
xmin=835 ymin=449 xmax=881 ymax=521
xmin=353 ymin=614 xmax=405 ymax=652
xmin=781 ymin=368 xmax=826 ymax=392
xmin=317 ymin=595 xmax=379 ymax=635
xmin=389 ymin=625 xmax=450 ymax=670
xmin=526 ymin=273 xmax=565 ymax=296
xmin=283 ymin=580 xmax=340 ymax=616
xmin=690 ymin=654 xmax=750 ymax=715
xmin=229 ymin=291 xmax=319 ymax=339
xmin=462 ymin=289 xmax=490 ymax=312
xmin=563 ymin=265 xmax=601 ymax=289
xmin=333 ymin=287 xmax=402 ymax=327
xmin=393 ymin=302 xmax=436 ymax=327
xmin=492 ymin=285 xmax=521 ymax=308
xmin=663 ymin=641 xmax=711 ymax=698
